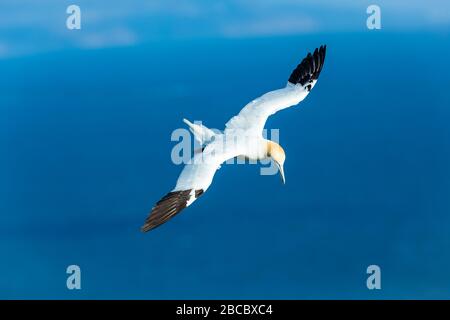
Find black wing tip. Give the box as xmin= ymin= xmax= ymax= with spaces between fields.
xmin=140 ymin=224 xmax=155 ymax=233
xmin=288 ymin=44 xmax=327 ymax=88
xmin=195 ymin=189 xmax=204 ymax=198
xmin=141 ymin=190 xmax=191 ymax=232
xmin=141 ymin=189 xmax=205 ymax=233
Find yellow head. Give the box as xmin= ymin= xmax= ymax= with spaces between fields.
xmin=267 ymin=141 xmax=286 ymax=184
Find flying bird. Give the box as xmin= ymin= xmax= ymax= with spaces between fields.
xmin=142 ymin=45 xmax=327 ymax=232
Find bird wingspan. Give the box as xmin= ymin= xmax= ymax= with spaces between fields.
xmin=142 ymin=46 xmax=327 ymax=232
xmin=225 ymin=45 xmax=326 ymax=135
xmin=141 ymin=140 xmax=240 ymax=232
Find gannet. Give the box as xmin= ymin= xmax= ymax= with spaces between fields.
xmin=142 ymin=45 xmax=327 ymax=232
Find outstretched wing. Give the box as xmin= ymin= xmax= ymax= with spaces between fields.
xmin=141 ymin=139 xmax=240 ymax=232
xmin=225 ymin=45 xmax=326 ymax=135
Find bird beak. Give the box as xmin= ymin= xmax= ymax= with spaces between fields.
xmin=276 ymin=162 xmax=286 ymax=184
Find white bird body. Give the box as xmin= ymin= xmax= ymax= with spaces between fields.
xmin=142 ymin=45 xmax=327 ymax=232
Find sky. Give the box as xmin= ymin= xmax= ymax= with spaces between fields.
xmin=1 ymin=1 xmax=450 ymax=299
xmin=0 ymin=0 xmax=450 ymax=58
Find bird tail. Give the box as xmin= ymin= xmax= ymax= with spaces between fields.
xmin=183 ymin=118 xmax=216 ymax=145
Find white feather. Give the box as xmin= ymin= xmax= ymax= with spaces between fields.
xmin=225 ymin=82 xmax=313 ymax=136
xmin=183 ymin=118 xmax=216 ymax=145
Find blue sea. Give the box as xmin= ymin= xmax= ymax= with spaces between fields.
xmin=1 ymin=2 xmax=450 ymax=299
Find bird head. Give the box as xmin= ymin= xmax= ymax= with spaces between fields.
xmin=267 ymin=141 xmax=286 ymax=184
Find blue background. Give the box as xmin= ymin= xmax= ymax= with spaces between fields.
xmin=1 ymin=1 xmax=449 ymax=299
